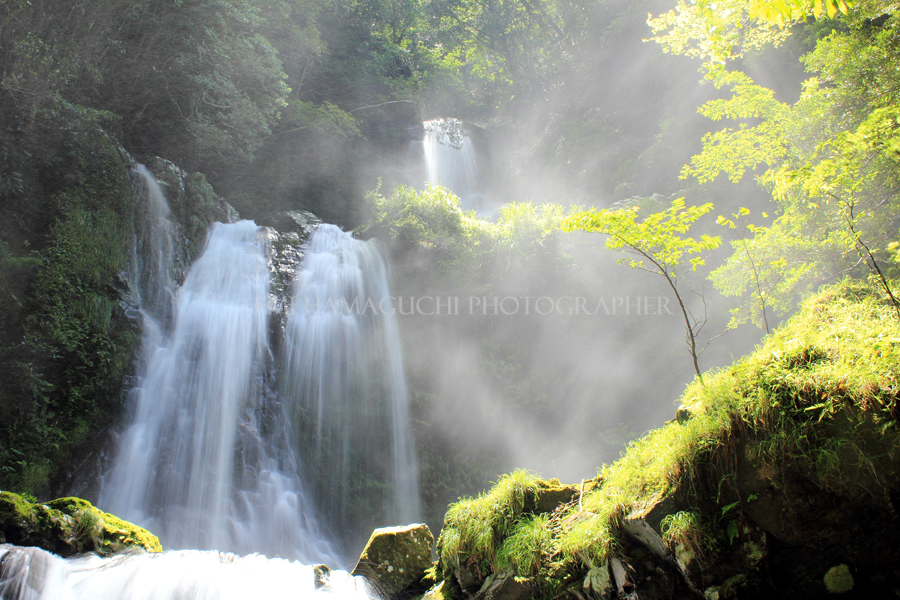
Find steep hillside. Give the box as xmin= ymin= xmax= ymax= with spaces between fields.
xmin=427 ymin=280 xmax=900 ymax=600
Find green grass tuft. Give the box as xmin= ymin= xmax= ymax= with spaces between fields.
xmin=495 ymin=513 xmax=551 ymax=577
xmin=438 ymin=469 xmax=539 ymax=575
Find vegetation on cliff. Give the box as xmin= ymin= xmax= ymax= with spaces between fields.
xmin=0 ymin=110 xmax=139 ymax=497
xmin=432 ymin=279 xmax=900 ymax=598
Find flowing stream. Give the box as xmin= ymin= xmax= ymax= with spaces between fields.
xmin=0 ymin=545 xmax=371 ymax=600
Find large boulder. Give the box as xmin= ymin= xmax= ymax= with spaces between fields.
xmin=352 ymin=523 xmax=434 ymax=597
xmin=256 ymin=210 xmax=321 ymax=236
xmin=0 ymin=492 xmax=161 ymax=557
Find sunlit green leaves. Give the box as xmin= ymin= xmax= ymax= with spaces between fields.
xmin=650 ymin=0 xmax=855 ymax=76
xmin=565 ymin=199 xmax=721 ymax=377
xmin=659 ymin=0 xmax=900 ymax=326
xmin=711 ymin=213 xmax=842 ymax=330
xmin=685 ymin=72 xmax=793 ymax=183
xmin=648 ymin=0 xmax=794 ymax=71
xmin=747 ymin=0 xmax=851 ymax=26
xmin=366 ymin=183 xmax=567 ymax=283
xmin=564 ymin=199 xmax=721 ymax=276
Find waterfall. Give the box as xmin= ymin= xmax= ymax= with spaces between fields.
xmin=0 ymin=545 xmax=371 ymax=600
xmin=131 ymin=164 xmax=177 ymax=325
xmin=100 ymin=166 xmax=418 ymax=568
xmin=101 ymin=174 xmax=335 ymax=563
xmin=421 ymin=118 xmax=489 ymax=214
xmin=282 ymin=225 xmax=421 ymax=532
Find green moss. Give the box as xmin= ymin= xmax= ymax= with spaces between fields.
xmin=0 ymin=491 xmax=38 ymax=524
xmin=422 ymin=579 xmax=459 ymax=600
xmin=0 ymin=492 xmax=161 ymax=556
xmin=659 ymin=510 xmax=717 ymax=570
xmin=184 ymin=171 xmax=222 ymax=255
xmin=495 ymin=513 xmax=551 ymax=578
xmin=438 ymin=470 xmax=539 ymax=576
xmin=823 ymin=564 xmax=853 ymax=594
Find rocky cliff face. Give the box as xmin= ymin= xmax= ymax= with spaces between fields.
xmin=0 ymin=107 xmax=143 ymax=498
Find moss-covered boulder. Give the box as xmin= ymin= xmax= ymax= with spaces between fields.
xmin=0 ymin=491 xmax=161 ymax=557
xmin=352 ymin=523 xmax=434 ymax=597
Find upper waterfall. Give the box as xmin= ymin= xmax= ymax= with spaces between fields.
xmin=412 ymin=118 xmax=493 ymax=215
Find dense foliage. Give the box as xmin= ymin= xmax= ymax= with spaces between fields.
xmin=0 ymin=112 xmax=138 ymax=495
xmin=650 ymin=0 xmax=900 ymax=327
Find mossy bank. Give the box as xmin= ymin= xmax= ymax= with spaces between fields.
xmin=0 ymin=491 xmax=160 ymax=556
xmin=426 ymin=280 xmax=900 ymax=600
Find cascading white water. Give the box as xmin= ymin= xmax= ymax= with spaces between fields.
xmin=421 ymin=118 xmax=487 ymax=213
xmin=101 ymin=213 xmax=335 ymax=563
xmin=99 ymin=167 xmax=418 ymax=573
xmin=131 ymin=164 xmax=177 ymax=325
xmin=282 ymin=225 xmax=421 ymax=530
xmin=0 ymin=545 xmax=371 ymax=600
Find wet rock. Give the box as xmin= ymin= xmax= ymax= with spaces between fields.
xmin=610 ymin=557 xmax=630 ymax=595
xmin=352 ymin=523 xmax=434 ymax=597
xmin=703 ymin=574 xmax=749 ymax=600
xmin=473 ymin=569 xmax=531 ymax=600
xmin=422 ymin=579 xmax=458 ymax=600
xmin=260 ymin=210 xmax=322 ymax=320
xmin=583 ymin=564 xmax=613 ymax=598
xmin=0 ymin=492 xmax=161 ymax=557
xmin=257 ymin=210 xmax=321 ymax=236
xmin=453 ymin=556 xmax=485 ymax=593
xmin=675 ymin=406 xmax=692 ymax=424
xmin=524 ymin=479 xmax=579 ymax=514
xmin=623 ymin=515 xmax=667 ymax=559
xmin=142 ymin=157 xmax=236 ymax=261
xmin=312 ymin=564 xmax=331 ymax=590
